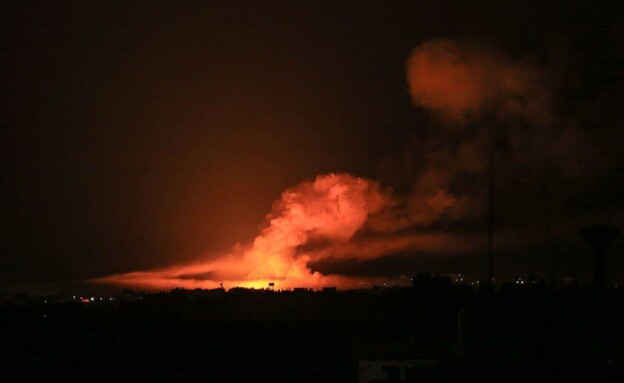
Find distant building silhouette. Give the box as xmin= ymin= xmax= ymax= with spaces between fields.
xmin=358 ymin=359 xmax=434 ymax=383
xmin=322 ymin=287 xmax=337 ymax=294
xmin=411 ymin=273 xmax=452 ymax=291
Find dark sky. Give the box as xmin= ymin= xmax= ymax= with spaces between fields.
xmin=2 ymin=1 xmax=623 ymax=293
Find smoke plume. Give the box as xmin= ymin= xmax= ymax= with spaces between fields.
xmin=387 ymin=39 xmax=592 ymax=233
xmin=98 ymin=39 xmax=593 ymax=290
xmin=406 ymin=39 xmax=552 ymax=125
xmin=98 ymin=174 xmax=391 ymax=290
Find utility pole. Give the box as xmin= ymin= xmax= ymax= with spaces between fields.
xmin=544 ymin=180 xmax=555 ymax=288
xmin=487 ymin=152 xmax=494 ymax=284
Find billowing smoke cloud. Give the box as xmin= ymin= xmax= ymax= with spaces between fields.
xmin=99 ymin=39 xmax=595 ymax=290
xmin=406 ymin=39 xmax=552 ymax=125
xmin=98 ymin=174 xmax=392 ymax=290
xmin=385 ymin=39 xmax=592 ymax=233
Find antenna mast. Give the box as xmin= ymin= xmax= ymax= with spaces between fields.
xmin=487 ymin=152 xmax=494 ymax=284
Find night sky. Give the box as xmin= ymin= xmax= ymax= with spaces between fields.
xmin=2 ymin=1 xmax=623 ymax=293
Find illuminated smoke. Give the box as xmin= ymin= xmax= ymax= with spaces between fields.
xmin=98 ymin=173 xmax=391 ymax=290
xmin=406 ymin=39 xmax=551 ymax=125
xmin=304 ymin=231 xmax=485 ymax=262
xmin=393 ymin=39 xmax=591 ymax=232
xmin=98 ymin=39 xmax=591 ymax=291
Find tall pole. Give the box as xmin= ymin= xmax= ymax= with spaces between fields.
xmin=488 ymin=152 xmax=494 ymax=284
xmin=544 ymin=180 xmax=555 ymax=288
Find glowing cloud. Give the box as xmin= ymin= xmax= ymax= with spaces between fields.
xmin=97 ymin=173 xmax=391 ymax=290
xmin=406 ymin=39 xmax=550 ymax=125
xmin=98 ymin=39 xmax=589 ymax=291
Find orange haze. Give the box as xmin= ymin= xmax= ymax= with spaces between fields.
xmin=96 ymin=173 xmax=392 ymax=290
xmin=97 ymin=39 xmax=568 ymax=291
xmin=406 ymin=39 xmax=550 ymax=125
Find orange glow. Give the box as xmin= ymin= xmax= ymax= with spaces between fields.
xmin=406 ymin=39 xmax=547 ymax=125
xmin=96 ymin=40 xmax=551 ymax=292
xmin=96 ymin=173 xmax=391 ymax=290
